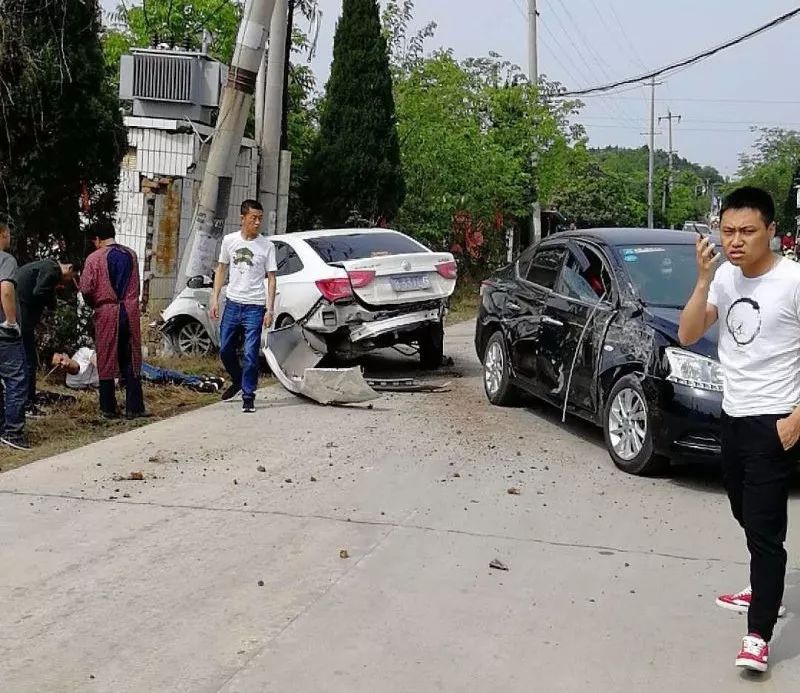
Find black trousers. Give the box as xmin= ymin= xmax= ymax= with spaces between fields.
xmin=721 ymin=412 xmax=795 ymax=641
xmin=21 ymin=329 xmax=37 ymax=407
xmin=98 ymin=310 xmax=144 ymax=416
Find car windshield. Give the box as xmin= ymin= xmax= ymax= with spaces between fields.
xmin=615 ymin=243 xmax=708 ymax=308
xmin=305 ymin=232 xmax=427 ymax=263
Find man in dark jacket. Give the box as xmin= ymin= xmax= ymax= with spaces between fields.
xmin=16 ymin=258 xmax=76 ymax=414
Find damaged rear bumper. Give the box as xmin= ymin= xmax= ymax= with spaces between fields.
xmin=349 ymin=308 xmax=442 ymax=342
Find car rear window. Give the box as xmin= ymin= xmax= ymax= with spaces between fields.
xmin=305 ymin=233 xmax=427 ymax=263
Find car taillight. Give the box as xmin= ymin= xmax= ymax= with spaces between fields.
xmin=436 ymin=260 xmax=458 ymax=280
xmin=315 ymin=278 xmax=353 ymax=302
xmin=316 ymin=270 xmax=376 ymax=302
xmin=347 ymin=269 xmax=376 ymax=288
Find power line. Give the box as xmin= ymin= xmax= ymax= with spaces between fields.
xmin=540 ymin=5 xmax=639 ymax=126
xmin=607 ymin=0 xmax=648 ymax=70
xmin=580 ymin=94 xmax=800 ymax=105
xmin=539 ymin=16 xmax=639 ymax=127
xmin=559 ymin=6 xmax=800 ymax=96
xmin=548 ymin=0 xmax=641 ymax=126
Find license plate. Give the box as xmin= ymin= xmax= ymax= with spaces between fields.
xmin=390 ymin=273 xmax=430 ymax=292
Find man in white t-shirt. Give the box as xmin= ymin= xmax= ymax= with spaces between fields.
xmin=210 ymin=199 xmax=277 ymax=413
xmin=679 ymin=187 xmax=799 ymax=673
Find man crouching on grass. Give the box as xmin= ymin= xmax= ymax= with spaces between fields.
xmin=678 ymin=186 xmax=797 ymax=673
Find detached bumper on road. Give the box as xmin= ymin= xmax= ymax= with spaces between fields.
xmin=647 ymin=378 xmax=723 ymax=458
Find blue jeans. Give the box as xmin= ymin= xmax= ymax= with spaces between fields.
xmin=0 ymin=339 xmax=27 ymax=437
xmin=141 ymin=362 xmax=202 ymax=387
xmin=219 ymin=300 xmax=265 ymax=398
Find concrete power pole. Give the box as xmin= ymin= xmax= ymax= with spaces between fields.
xmin=179 ymin=0 xmax=277 ymax=286
xmin=528 ymin=0 xmax=541 ymax=245
xmin=658 ymin=110 xmax=682 ymax=220
xmin=647 ymin=77 xmax=656 ymax=229
xmin=258 ymin=0 xmax=289 ymax=235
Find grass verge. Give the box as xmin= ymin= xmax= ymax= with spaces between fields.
xmin=0 ymin=356 xmax=271 ymax=474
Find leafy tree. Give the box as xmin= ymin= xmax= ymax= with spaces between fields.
xmin=737 ymin=128 xmax=800 ymax=233
xmin=0 ymin=0 xmax=127 ymax=262
xmin=303 ymin=0 xmax=405 ymax=226
xmin=551 ymin=150 xmax=645 ymax=229
xmin=389 ymin=43 xmax=582 ymax=269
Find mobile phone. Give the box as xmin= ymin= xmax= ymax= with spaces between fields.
xmin=693 ymin=223 xmax=719 ymax=259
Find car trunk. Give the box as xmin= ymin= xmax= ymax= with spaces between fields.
xmin=339 ymin=253 xmax=456 ymax=307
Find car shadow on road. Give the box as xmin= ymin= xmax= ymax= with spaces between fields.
xmin=518 ymin=393 xmax=609 ymax=452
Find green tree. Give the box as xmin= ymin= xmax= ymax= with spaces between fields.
xmin=390 ymin=46 xmax=581 ymax=267
xmin=303 ymin=0 xmax=405 ymax=226
xmin=737 ymin=128 xmax=800 ymax=233
xmin=0 ymin=0 xmax=127 ymax=262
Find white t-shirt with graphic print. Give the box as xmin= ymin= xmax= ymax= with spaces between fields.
xmin=708 ymin=257 xmax=800 ymax=417
xmin=218 ymin=232 xmax=277 ymax=306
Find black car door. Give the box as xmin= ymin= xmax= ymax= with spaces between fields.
xmin=533 ymin=242 xmax=618 ymax=417
xmin=506 ymin=244 xmax=567 ymax=386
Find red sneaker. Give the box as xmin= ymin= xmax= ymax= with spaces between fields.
xmin=716 ymin=586 xmax=786 ymax=617
xmin=735 ymin=634 xmax=769 ymax=673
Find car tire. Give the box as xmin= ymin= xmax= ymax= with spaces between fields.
xmin=419 ymin=323 xmax=444 ymax=369
xmin=275 ymin=314 xmax=295 ymax=329
xmin=482 ymin=331 xmax=520 ymax=406
xmin=176 ymin=319 xmax=213 ymax=356
xmin=603 ymin=375 xmax=668 ymax=475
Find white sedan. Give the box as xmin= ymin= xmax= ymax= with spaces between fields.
xmin=161 ymin=228 xmax=458 ymax=368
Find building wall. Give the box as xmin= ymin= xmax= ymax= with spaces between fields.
xmin=114 ymin=121 xmax=258 ymax=315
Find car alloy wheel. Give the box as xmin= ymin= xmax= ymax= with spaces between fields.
xmin=484 ymin=340 xmax=504 ymax=398
xmin=608 ymin=387 xmax=647 ymax=461
xmin=177 ymin=320 xmax=213 ymax=356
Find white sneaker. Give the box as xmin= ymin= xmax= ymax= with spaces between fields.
xmin=735 ymin=634 xmax=769 ymax=673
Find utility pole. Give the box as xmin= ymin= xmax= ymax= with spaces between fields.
xmin=258 ymin=0 xmax=289 ymax=235
xmin=647 ymin=77 xmax=657 ymax=229
xmin=179 ymin=0 xmax=277 ymax=286
xmin=658 ymin=110 xmax=682 ymax=219
xmin=528 ymin=0 xmax=538 ymax=86
xmin=528 ymin=0 xmax=541 ymax=244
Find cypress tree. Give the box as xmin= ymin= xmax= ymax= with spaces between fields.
xmin=304 ymin=0 xmax=405 ymax=226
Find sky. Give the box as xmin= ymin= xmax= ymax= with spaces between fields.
xmin=104 ymin=1 xmax=800 ymax=176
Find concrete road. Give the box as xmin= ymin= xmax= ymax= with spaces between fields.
xmin=1 ymin=321 xmax=799 ymax=692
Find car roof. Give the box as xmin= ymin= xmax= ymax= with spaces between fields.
xmin=271 ymin=228 xmax=405 ymax=242
xmin=551 ymin=228 xmax=703 ymax=246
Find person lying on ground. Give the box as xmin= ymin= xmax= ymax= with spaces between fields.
xmin=50 ymin=348 xmax=224 ymax=394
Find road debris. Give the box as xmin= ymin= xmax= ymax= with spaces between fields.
xmin=257 ymin=465 xmax=266 ymax=473
xmin=365 ymin=377 xmax=451 ymax=394
xmin=257 ymin=580 xmax=264 ymax=587
xmin=507 ymin=487 xmax=521 ymax=495
xmin=339 ymin=549 xmax=350 ymax=559
xmin=112 ymin=471 xmax=145 ymax=481
xmin=489 ymin=558 xmax=509 ymax=571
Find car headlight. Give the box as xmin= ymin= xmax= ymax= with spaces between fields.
xmin=664 ymin=347 xmax=723 ymax=392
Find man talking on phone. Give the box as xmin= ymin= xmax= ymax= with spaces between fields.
xmin=678 ymin=186 xmax=798 ymax=673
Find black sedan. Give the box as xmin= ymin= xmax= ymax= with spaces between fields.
xmin=475 ymin=229 xmax=723 ymax=475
